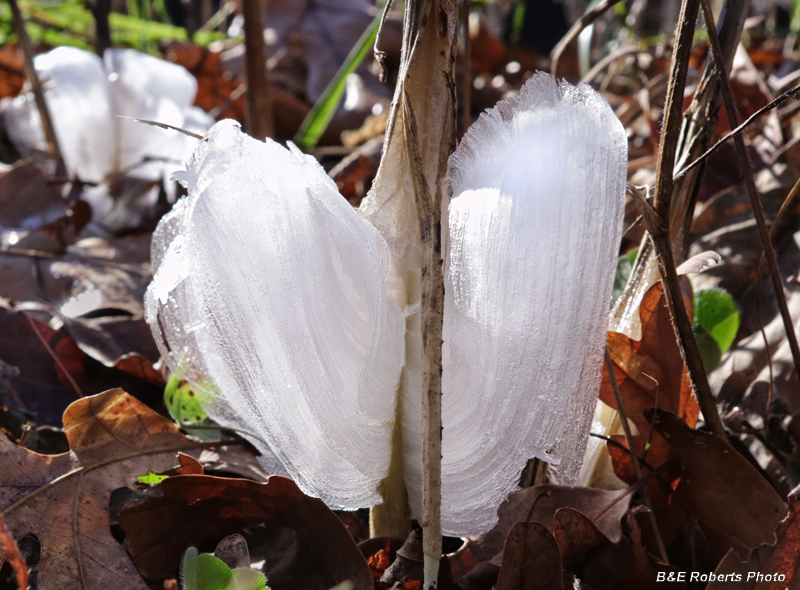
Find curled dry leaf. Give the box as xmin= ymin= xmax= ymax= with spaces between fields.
xmin=708 ymin=484 xmax=800 ymax=589
xmin=118 ymin=474 xmax=373 ymax=589
xmin=495 ymin=521 xmax=563 ymax=590
xmin=448 ymin=484 xmax=631 ymax=581
xmin=0 ymin=388 xmax=205 ymax=590
xmin=647 ymin=409 xmax=787 ymax=551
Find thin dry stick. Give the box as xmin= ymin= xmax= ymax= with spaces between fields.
xmin=677 ymin=80 xmax=800 ymax=178
xmin=403 ymin=92 xmax=445 ymax=590
xmin=700 ymin=0 xmax=800 ymax=381
xmin=90 ymin=0 xmax=112 ymax=55
xmin=754 ymin=176 xmax=800 ymax=417
xmin=550 ymin=0 xmax=626 ymax=78
xmin=604 ymin=348 xmax=669 ymax=563
xmin=9 ymin=0 xmax=61 ymax=162
xmin=241 ymin=0 xmax=273 ymax=139
xmin=645 ymin=0 xmax=727 ymax=439
xmin=460 ymin=0 xmax=471 ymax=136
xmin=0 ymin=513 xmax=28 ymax=590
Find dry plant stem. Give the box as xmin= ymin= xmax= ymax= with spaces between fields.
xmin=700 ymin=0 xmax=800 ymax=381
xmin=9 ymin=0 xmax=61 ymax=162
xmin=677 ymin=80 xmax=800 ymax=178
xmin=460 ymin=0 xmax=471 ymax=136
xmin=603 ymin=348 xmax=669 ymax=564
xmin=90 ymin=0 xmax=112 ymax=55
xmin=648 ymin=0 xmax=727 ymax=439
xmin=550 ymin=0 xmax=626 ymax=78
xmin=405 ymin=94 xmax=444 ymax=589
xmin=0 ymin=513 xmax=29 ymax=590
xmin=754 ymin=176 xmax=800 ymax=416
xmin=241 ymin=0 xmax=273 ymax=139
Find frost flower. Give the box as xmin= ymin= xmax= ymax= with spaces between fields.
xmin=3 ymin=46 xmax=213 ymax=229
xmin=146 ymin=74 xmax=627 ymax=536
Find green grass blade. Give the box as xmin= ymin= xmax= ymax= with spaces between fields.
xmin=293 ymin=12 xmax=381 ymax=151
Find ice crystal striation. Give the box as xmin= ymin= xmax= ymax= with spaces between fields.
xmin=441 ymin=73 xmax=627 ymax=534
xmin=145 ymin=121 xmax=405 ymax=508
xmin=145 ymin=73 xmax=626 ymax=536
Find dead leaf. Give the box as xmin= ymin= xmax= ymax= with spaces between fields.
xmin=0 ymin=388 xmax=205 ymax=589
xmin=0 ymin=305 xmax=86 ymax=425
xmin=709 ymin=483 xmax=800 ymax=589
xmin=118 ymin=474 xmax=374 ymax=590
xmin=495 ymin=521 xmax=563 ymax=590
xmin=648 ymin=409 xmax=787 ymax=550
xmin=449 ymin=485 xmax=631 ymax=581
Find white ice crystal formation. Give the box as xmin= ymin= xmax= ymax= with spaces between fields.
xmin=145 ymin=120 xmax=405 ymax=508
xmin=2 ymin=46 xmax=212 ymax=229
xmin=440 ymin=72 xmax=627 ymax=534
xmin=145 ymin=73 xmax=626 ymax=537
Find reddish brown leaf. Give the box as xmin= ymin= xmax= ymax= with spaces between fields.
xmin=709 ymin=484 xmax=800 ymax=589
xmin=496 ymin=521 xmax=563 ymax=590
xmin=118 ymin=474 xmax=373 ymax=589
xmin=552 ymin=508 xmax=608 ymax=571
xmin=649 ymin=409 xmax=787 ymax=550
xmin=0 ymin=389 xmax=205 ymax=590
xmin=449 ymin=485 xmax=631 ymax=580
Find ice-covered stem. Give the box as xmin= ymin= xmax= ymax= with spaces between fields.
xmin=645 ymin=0 xmax=726 ymax=438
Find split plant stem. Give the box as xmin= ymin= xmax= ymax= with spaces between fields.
xmin=403 ymin=90 xmax=445 ymax=590
xmin=9 ymin=0 xmax=62 ymax=162
xmin=241 ymin=0 xmax=273 ymax=139
xmin=700 ymin=0 xmax=800 ymax=380
xmin=646 ymin=0 xmax=727 ymax=439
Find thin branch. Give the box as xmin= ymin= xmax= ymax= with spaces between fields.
xmin=9 ymin=0 xmax=62 ymax=162
xmin=700 ymin=0 xmax=800 ymax=382
xmin=550 ymin=0 xmax=626 ymax=78
xmin=676 ymin=80 xmax=800 ymax=178
xmin=241 ymin=0 xmax=273 ymax=139
xmin=604 ymin=348 xmax=669 ymax=563
xmin=645 ymin=0 xmax=727 ymax=440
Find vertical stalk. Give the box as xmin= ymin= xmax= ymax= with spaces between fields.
xmin=647 ymin=0 xmax=726 ymax=439
xmin=9 ymin=0 xmax=61 ymax=162
xmin=241 ymin=0 xmax=273 ymax=140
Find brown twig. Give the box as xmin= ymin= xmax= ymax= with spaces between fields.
xmin=241 ymin=0 xmax=273 ymax=139
xmin=90 ymin=0 xmax=112 ymax=56
xmin=9 ymin=0 xmax=62 ymax=162
xmin=754 ymin=176 xmax=800 ymax=420
xmin=645 ymin=0 xmax=727 ymax=439
xmin=604 ymin=348 xmax=669 ymax=563
xmin=700 ymin=0 xmax=800 ymax=384
xmin=676 ymin=79 xmax=800 ymax=178
xmin=550 ymin=0 xmax=626 ymax=78
xmin=0 ymin=513 xmax=29 ymax=590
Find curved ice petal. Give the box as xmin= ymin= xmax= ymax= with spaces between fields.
xmin=442 ymin=73 xmax=627 ymax=535
xmin=145 ymin=120 xmax=405 ymax=508
xmin=3 ymin=46 xmax=113 ymax=183
xmin=105 ymin=48 xmax=205 ymax=176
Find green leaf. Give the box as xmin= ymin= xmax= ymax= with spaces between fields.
xmin=693 ymin=289 xmax=740 ymax=353
xmin=181 ymin=548 xmax=267 ymax=590
xmin=137 ymin=470 xmax=168 ymax=485
xmin=165 ymin=374 xmax=208 ymax=425
xmin=293 ymin=11 xmax=381 ymax=151
xmin=611 ymin=248 xmax=638 ymax=305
